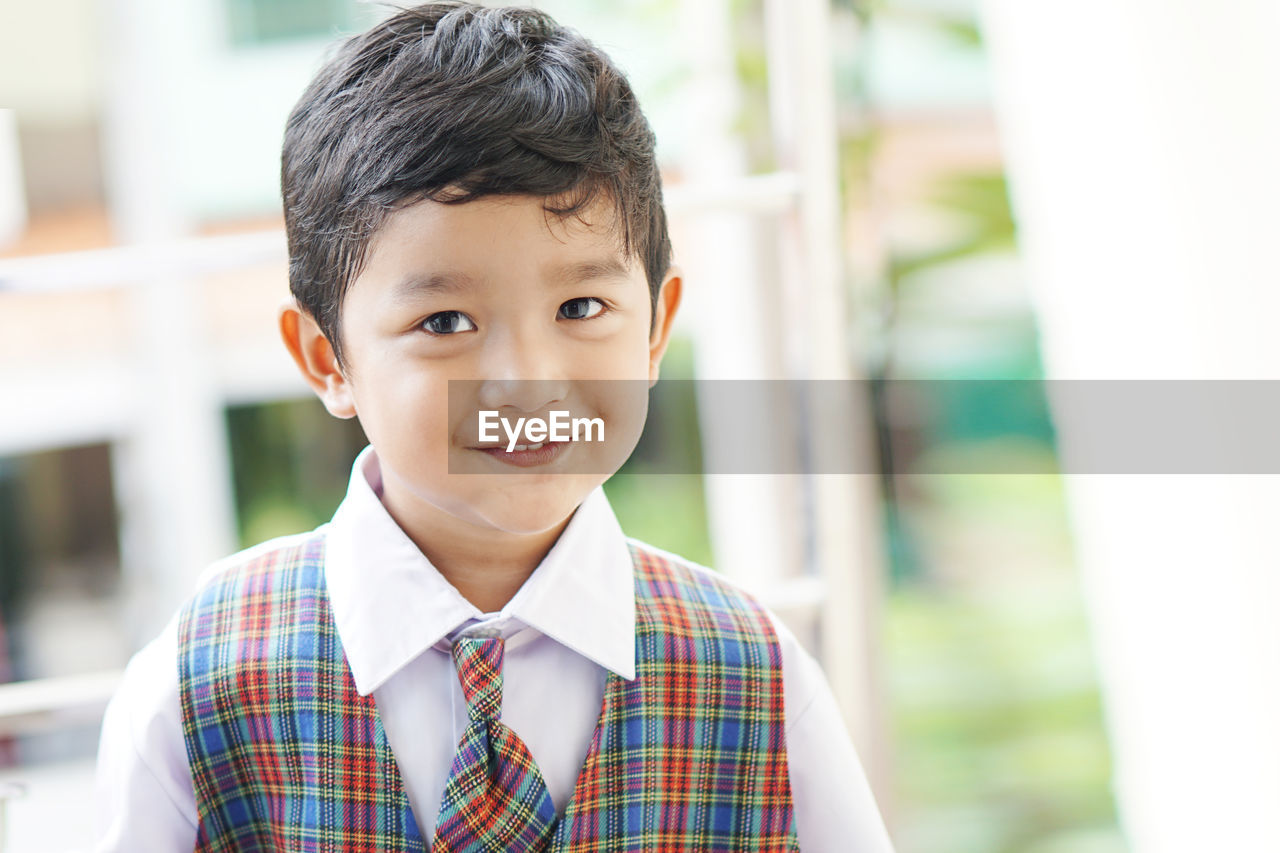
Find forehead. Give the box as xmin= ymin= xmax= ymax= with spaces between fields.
xmin=357 ymin=193 xmax=637 ymax=287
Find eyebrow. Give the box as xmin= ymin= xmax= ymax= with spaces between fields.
xmin=390 ymin=271 xmax=477 ymax=303
xmin=390 ymin=257 xmax=631 ymax=303
xmin=549 ymin=257 xmax=633 ymax=285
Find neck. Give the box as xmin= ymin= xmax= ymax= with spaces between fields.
xmin=378 ymin=485 xmax=573 ymax=614
xmin=422 ymin=526 xmax=567 ymax=613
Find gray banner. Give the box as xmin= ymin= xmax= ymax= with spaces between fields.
xmin=446 ymin=379 xmax=1280 ymax=474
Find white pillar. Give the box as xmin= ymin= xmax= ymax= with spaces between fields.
xmin=763 ymin=0 xmax=891 ymax=804
xmin=980 ymin=2 xmax=1280 ymax=849
xmin=0 ymin=110 xmax=25 ymax=250
xmin=100 ymin=0 xmax=237 ymax=643
xmin=677 ymin=0 xmax=801 ymax=594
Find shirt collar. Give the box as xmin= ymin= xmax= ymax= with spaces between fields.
xmin=325 ymin=445 xmax=636 ymax=695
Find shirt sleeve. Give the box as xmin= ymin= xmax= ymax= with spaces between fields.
xmin=769 ymin=612 xmax=896 ymax=853
xmin=91 ymin=614 xmax=199 ymax=853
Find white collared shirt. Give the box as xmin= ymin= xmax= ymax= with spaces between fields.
xmin=92 ymin=447 xmax=894 ymax=852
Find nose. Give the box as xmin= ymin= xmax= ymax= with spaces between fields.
xmin=475 ymin=324 xmax=571 ymax=414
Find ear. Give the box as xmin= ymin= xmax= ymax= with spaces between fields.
xmin=278 ymin=299 xmax=357 ymax=419
xmin=647 ymin=265 xmax=683 ymax=386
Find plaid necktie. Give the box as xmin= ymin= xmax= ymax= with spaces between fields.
xmin=432 ymin=635 xmax=557 ymax=853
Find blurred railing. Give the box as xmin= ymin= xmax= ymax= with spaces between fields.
xmin=0 ymin=230 xmax=286 ymax=293
xmin=0 ymin=672 xmax=122 ymax=739
xmin=0 ymin=674 xmax=120 ymax=852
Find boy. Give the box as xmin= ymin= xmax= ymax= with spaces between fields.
xmin=93 ymin=3 xmax=893 ymax=851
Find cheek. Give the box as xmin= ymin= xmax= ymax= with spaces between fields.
xmin=581 ymin=378 xmax=648 ymax=462
xmin=591 ymin=325 xmax=656 ymax=377
xmin=350 ymin=364 xmax=449 ymax=445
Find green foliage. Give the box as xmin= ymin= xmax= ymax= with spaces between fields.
xmin=888 ymin=171 xmax=1018 ymax=297
xmin=225 ymin=398 xmax=367 ymax=547
xmin=603 ymin=473 xmax=713 ymax=568
xmin=886 ymin=475 xmax=1124 ymax=853
xmin=859 ymin=1 xmax=983 ymax=47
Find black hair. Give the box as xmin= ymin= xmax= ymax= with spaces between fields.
xmin=281 ymin=1 xmax=672 ymax=364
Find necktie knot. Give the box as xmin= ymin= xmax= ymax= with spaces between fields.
xmin=451 ymin=635 xmax=503 ymax=722
xmin=436 ymin=633 xmax=555 ymax=852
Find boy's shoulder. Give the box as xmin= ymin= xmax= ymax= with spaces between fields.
xmin=624 ymin=536 xmax=784 ymax=634
xmin=188 ymin=525 xmax=328 ymax=601
xmin=625 ymin=535 xmax=733 ymax=585
xmin=176 ymin=527 xmax=332 ymax=661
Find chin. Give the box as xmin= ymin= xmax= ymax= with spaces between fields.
xmin=472 ymin=479 xmax=595 ymax=535
xmin=481 ymin=505 xmax=577 ymax=537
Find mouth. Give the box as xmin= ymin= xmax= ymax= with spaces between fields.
xmin=470 ymin=440 xmax=569 ymax=467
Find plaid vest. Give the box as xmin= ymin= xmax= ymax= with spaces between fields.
xmin=178 ymin=532 xmax=800 ymax=852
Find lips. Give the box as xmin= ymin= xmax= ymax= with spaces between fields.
xmin=472 ymin=440 xmax=569 ymax=467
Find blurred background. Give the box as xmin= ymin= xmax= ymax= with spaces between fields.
xmin=2 ymin=0 xmax=1279 ymax=850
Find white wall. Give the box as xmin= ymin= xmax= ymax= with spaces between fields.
xmin=980 ymin=2 xmax=1280 ymax=849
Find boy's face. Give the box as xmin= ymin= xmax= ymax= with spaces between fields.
xmin=281 ymin=193 xmax=680 ymax=549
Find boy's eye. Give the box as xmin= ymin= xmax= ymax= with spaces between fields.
xmin=559 ymin=297 xmax=606 ymax=320
xmin=421 ymin=311 xmax=476 ymax=335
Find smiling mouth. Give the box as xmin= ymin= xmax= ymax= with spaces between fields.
xmin=470 ymin=440 xmax=569 ymax=467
